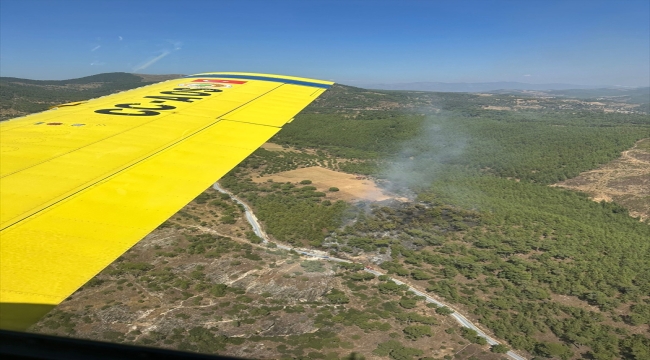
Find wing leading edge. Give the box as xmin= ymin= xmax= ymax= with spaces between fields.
xmin=0 ymin=72 xmax=333 ymax=330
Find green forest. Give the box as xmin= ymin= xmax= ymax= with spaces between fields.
xmin=276 ymin=85 xmax=648 ymax=184
xmin=223 ymin=84 xmax=650 ymax=359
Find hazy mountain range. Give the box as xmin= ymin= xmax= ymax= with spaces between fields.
xmin=354 ymin=81 xmax=635 ymax=92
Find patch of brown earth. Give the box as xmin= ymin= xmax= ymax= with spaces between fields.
xmin=553 ymin=139 xmax=650 ymax=221
xmin=260 ymin=142 xmax=316 ymax=155
xmin=0 ymin=108 xmax=27 ymax=118
xmin=482 ymin=105 xmax=512 ymax=111
xmin=252 ymin=166 xmax=404 ymax=202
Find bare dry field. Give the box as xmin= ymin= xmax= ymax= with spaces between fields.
xmin=252 ymin=166 xmax=403 ymax=202
xmin=482 ymin=105 xmax=511 ymax=111
xmin=260 ymin=142 xmax=288 ymax=152
xmin=260 ymin=142 xmax=308 ymax=153
xmin=259 ymin=142 xmax=322 ymax=156
xmin=554 ymin=139 xmax=650 ymax=221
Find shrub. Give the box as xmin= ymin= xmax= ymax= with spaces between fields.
xmin=399 ymin=297 xmax=418 ymax=309
xmin=220 ymin=215 xmax=236 ymax=224
xmin=194 ymin=193 xmax=212 ymax=204
xmin=349 ymin=272 xmax=375 ymax=281
xmin=403 ymin=325 xmax=432 ymax=340
xmin=245 ymin=231 xmax=263 ymax=244
xmin=326 ymin=289 xmax=350 ymax=304
xmin=491 ymin=344 xmax=510 ymax=353
xmin=377 ymin=281 xmax=408 ymax=295
xmin=299 ymin=261 xmax=323 ymax=273
xmin=534 ymin=342 xmax=573 ymax=360
xmin=436 ymin=306 xmax=454 ymax=315
xmin=210 ymin=284 xmax=228 ymax=297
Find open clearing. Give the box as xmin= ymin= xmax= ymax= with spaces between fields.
xmin=260 ymin=142 xmax=318 ymax=155
xmin=260 ymin=142 xmax=299 ymax=152
xmin=253 ymin=166 xmax=403 ymax=202
xmin=554 ymin=138 xmax=650 ymax=221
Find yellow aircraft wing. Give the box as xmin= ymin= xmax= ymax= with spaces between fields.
xmin=0 ymin=72 xmax=333 ymax=330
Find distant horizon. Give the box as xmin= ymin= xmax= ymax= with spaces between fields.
xmin=345 ymin=80 xmax=647 ymax=89
xmin=7 ymin=71 xmax=650 ymax=92
xmin=1 ymin=0 xmax=648 ymax=88
xmin=1 ymin=70 xmax=648 ymax=90
xmin=1 ymin=71 xmax=650 ymax=93
xmin=3 ymin=72 xmax=649 ymax=90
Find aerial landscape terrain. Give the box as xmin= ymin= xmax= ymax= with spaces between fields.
xmin=1 ymin=73 xmax=649 ymax=360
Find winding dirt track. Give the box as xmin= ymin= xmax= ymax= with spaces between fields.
xmin=213 ymin=181 xmax=527 ymax=360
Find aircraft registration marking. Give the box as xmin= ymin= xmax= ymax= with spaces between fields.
xmin=94 ymin=84 xmax=233 ymax=116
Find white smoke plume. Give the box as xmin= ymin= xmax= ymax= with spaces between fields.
xmin=380 ymin=110 xmax=467 ymax=195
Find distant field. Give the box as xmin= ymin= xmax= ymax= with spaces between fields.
xmin=555 ymin=138 xmax=650 ymax=220
xmin=252 ymin=165 xmax=399 ymax=202
xmin=637 ymin=138 xmax=650 ymax=151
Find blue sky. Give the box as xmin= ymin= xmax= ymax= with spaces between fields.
xmin=1 ymin=0 xmax=648 ymax=86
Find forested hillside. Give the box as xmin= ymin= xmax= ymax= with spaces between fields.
xmin=0 ymin=72 xmax=179 ymax=120
xmin=254 ymin=84 xmax=649 ymax=359
xmin=278 ymin=85 xmax=649 ymax=184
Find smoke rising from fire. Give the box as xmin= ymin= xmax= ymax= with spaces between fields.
xmin=380 ymin=110 xmax=467 ymax=195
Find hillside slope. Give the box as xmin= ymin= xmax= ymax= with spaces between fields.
xmin=0 ymin=72 xmax=180 ymax=120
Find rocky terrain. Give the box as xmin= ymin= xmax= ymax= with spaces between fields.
xmin=31 ymin=187 xmax=507 ymax=360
